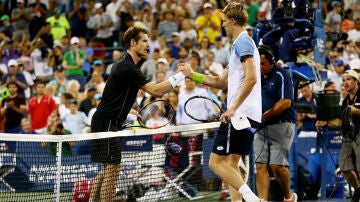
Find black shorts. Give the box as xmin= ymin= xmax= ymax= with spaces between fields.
xmin=91 ymin=111 xmax=122 ymax=164
xmin=212 ymin=122 xmax=256 ymax=155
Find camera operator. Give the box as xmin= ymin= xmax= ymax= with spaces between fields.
xmin=41 ymin=113 xmax=74 ymax=156
xmin=337 ymin=70 xmax=360 ymax=202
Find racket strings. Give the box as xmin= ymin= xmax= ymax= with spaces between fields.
xmin=185 ymin=98 xmax=221 ymax=122
xmin=139 ymin=101 xmax=174 ymax=128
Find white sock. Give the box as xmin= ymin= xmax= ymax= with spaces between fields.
xmin=239 ymin=184 xmax=260 ymax=202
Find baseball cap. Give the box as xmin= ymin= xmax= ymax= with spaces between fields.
xmin=94 ymin=93 xmax=102 ymax=100
xmin=343 ymin=69 xmax=359 ymax=81
xmin=204 ymin=2 xmax=212 ymax=8
xmin=70 ymin=36 xmax=79 ymax=45
xmin=93 ymin=60 xmax=103 ymax=66
xmin=333 ymin=59 xmax=344 ymax=66
xmin=55 ymin=65 xmax=65 ymax=72
xmin=8 ymin=59 xmax=17 ymax=67
xmin=157 ymin=58 xmax=168 ymax=65
xmin=1 ymin=15 xmax=9 ymax=21
xmin=54 ymin=7 xmax=61 ymax=15
xmin=95 ymin=2 xmax=102 ymax=9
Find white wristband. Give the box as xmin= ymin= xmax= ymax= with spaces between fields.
xmin=167 ymin=72 xmax=185 ymax=87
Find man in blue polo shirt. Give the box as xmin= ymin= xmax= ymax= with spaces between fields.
xmin=254 ymin=45 xmax=297 ymax=201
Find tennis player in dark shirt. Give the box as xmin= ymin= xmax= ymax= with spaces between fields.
xmin=89 ymin=26 xmax=190 ymax=201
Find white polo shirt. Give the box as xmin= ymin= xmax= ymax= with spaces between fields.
xmin=227 ymin=31 xmax=262 ymax=123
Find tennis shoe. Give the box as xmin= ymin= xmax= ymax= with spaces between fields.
xmin=284 ymin=192 xmax=298 ymax=202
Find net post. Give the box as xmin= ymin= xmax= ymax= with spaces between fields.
xmin=53 ymin=139 xmax=62 ymax=202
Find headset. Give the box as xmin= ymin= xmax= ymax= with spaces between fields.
xmin=258 ymin=45 xmax=276 ymax=65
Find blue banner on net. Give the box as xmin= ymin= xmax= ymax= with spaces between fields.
xmin=0 ymin=136 xmax=153 ymax=192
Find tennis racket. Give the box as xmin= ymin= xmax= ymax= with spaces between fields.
xmin=184 ymin=96 xmax=224 ymax=122
xmin=125 ymin=99 xmax=175 ymax=129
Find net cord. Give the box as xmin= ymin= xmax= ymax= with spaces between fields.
xmin=0 ymin=122 xmax=221 ymax=142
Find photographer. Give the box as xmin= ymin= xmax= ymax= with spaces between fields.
xmin=41 ymin=112 xmax=74 ymax=156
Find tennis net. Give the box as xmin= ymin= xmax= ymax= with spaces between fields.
xmin=0 ymin=122 xmax=252 ymax=202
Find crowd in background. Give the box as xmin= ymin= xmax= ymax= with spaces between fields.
xmin=0 ymin=0 xmax=358 ymax=140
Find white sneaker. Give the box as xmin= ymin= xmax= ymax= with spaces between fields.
xmin=284 ymin=193 xmax=298 ymax=202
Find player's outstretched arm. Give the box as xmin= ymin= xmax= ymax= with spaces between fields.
xmin=141 ymin=64 xmax=191 ymax=97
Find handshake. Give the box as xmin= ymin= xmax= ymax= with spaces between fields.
xmin=167 ymin=63 xmax=194 ymax=88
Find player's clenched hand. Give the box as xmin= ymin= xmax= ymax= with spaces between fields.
xmin=178 ymin=63 xmax=193 ymax=77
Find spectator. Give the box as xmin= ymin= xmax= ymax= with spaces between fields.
xmin=141 ymin=48 xmax=161 ymax=81
xmin=203 ymin=51 xmax=224 ymax=76
xmin=88 ymin=71 xmax=106 ymax=93
xmin=92 ymin=2 xmax=114 ymax=48
xmin=87 ymin=92 xmax=102 ymax=128
xmin=168 ymin=32 xmax=181 ymax=59
xmin=16 ymin=59 xmax=33 ymax=99
xmin=0 ymin=36 xmax=21 ymax=67
xmin=105 ymin=0 xmax=121 ymax=43
xmin=244 ymin=0 xmax=259 ymax=26
xmin=0 ymin=15 xmax=14 ymax=38
xmin=342 ymin=8 xmax=355 ymax=33
xmin=33 ymin=22 xmax=54 ymax=55
xmin=79 ymin=85 xmax=97 ymax=116
xmin=194 ymin=2 xmax=221 ymax=44
xmin=328 ymin=59 xmax=345 ymax=91
xmin=211 ymin=36 xmax=230 ymax=68
xmin=28 ymin=1 xmax=47 ymax=41
xmin=196 ymin=36 xmax=211 ymax=65
xmin=297 ymin=84 xmax=317 ymax=134
xmin=46 ymin=7 xmax=71 ymax=41
xmin=325 ymin=1 xmax=343 ymax=33
xmin=157 ymin=58 xmax=174 ymax=79
xmin=58 ymin=92 xmax=73 ymax=119
xmin=170 ymin=47 xmax=189 ymax=72
xmin=59 ymin=34 xmax=70 ymax=53
xmin=45 ymin=83 xmax=59 ymax=103
xmin=67 ymin=0 xmax=88 ymax=38
xmin=66 ymin=79 xmax=81 ymax=102
xmin=2 ymin=59 xmax=27 ymax=98
xmin=48 ymin=66 xmax=69 ymax=97
xmin=79 ymin=37 xmax=94 ymax=79
xmin=11 ymin=0 xmax=32 ymax=41
xmin=179 ymin=18 xmax=197 ymax=44
xmin=348 ymin=17 xmax=360 ymax=42
xmin=148 ymin=28 xmax=161 ymax=55
xmin=157 ymin=10 xmax=178 ymax=43
xmin=0 ymin=70 xmax=10 ymax=104
xmin=47 ymin=41 xmax=64 ymax=70
xmin=28 ymin=79 xmax=57 ymax=133
xmin=105 ymin=49 xmax=123 ymax=76
xmin=19 ymin=117 xmax=38 ymax=134
xmin=62 ymin=98 xmax=88 ymax=134
xmin=62 ymin=36 xmax=86 ymax=92
xmin=42 ymin=113 xmax=74 ymax=156
xmin=28 ymin=37 xmax=54 ymax=82
xmin=1 ymin=81 xmax=26 ymax=133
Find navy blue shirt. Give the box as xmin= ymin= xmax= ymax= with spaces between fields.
xmin=298 ymin=93 xmax=317 ymax=131
xmin=262 ymin=66 xmax=296 ymax=123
